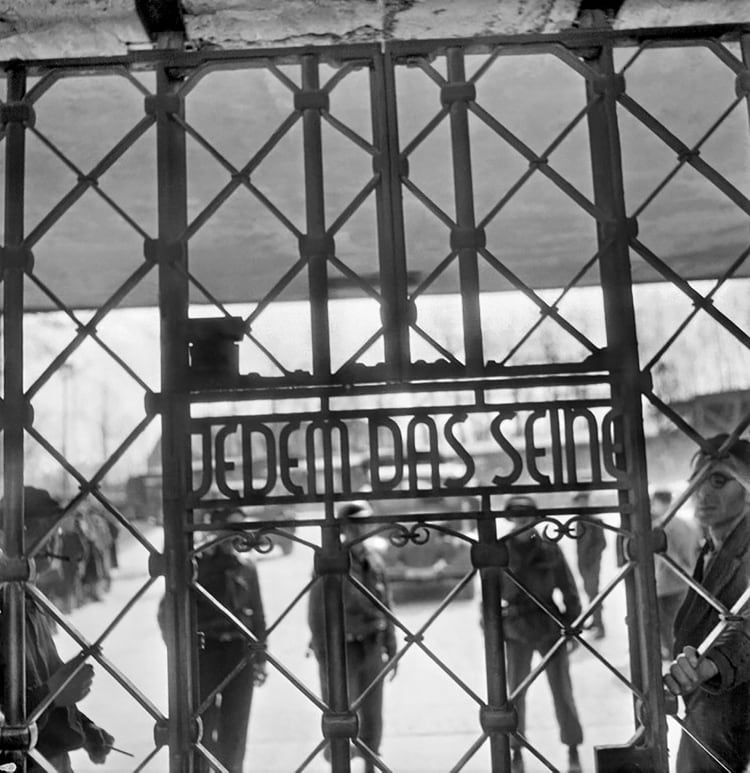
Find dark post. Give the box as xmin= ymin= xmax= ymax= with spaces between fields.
xmin=584 ymin=42 xmax=669 ymax=769
xmin=445 ymin=47 xmax=484 ymax=374
xmin=300 ymin=55 xmax=332 ymax=380
xmin=298 ymin=53 xmax=352 ymax=769
xmin=318 ymin=409 xmax=353 ymax=772
xmin=152 ymin=65 xmax=197 ymax=772
xmin=2 ymin=61 xmax=29 ymax=768
xmin=371 ymin=49 xmax=411 ymax=379
xmin=477 ymin=515 xmax=512 ymax=772
xmin=740 ymin=34 xmax=750 ymax=125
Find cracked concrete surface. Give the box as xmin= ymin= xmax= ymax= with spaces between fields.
xmin=616 ymin=0 xmax=750 ymax=29
xmin=0 ymin=0 xmax=744 ymax=312
xmin=0 ymin=1 xmax=748 ymax=60
xmin=389 ymin=0 xmax=580 ymax=39
xmin=0 ymin=0 xmax=149 ymax=58
xmin=183 ymin=0 xmax=386 ymax=49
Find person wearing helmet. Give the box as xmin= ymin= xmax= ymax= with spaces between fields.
xmin=501 ymin=495 xmax=583 ymax=773
xmin=307 ymin=501 xmax=397 ymax=773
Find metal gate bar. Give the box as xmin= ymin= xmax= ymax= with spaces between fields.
xmin=153 ymin=64 xmax=199 ymax=772
xmin=584 ymin=41 xmax=668 ymax=768
xmin=445 ymin=47 xmax=484 ymax=373
xmin=477 ymin=508 xmax=512 ymax=770
xmin=1 ymin=63 xmax=29 ymax=766
xmin=0 ymin=25 xmax=748 ymax=772
xmin=371 ymin=51 xmax=410 ymax=380
xmin=301 ymin=55 xmax=332 ymax=381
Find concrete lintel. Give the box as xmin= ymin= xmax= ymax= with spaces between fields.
xmin=615 ymin=0 xmax=750 ymax=29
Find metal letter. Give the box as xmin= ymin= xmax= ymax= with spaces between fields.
xmin=214 ymin=423 xmax=240 ymax=499
xmin=490 ymin=411 xmax=522 ymax=485
xmin=525 ymin=409 xmax=551 ymax=486
xmin=443 ymin=412 xmax=475 ymax=486
xmin=241 ymin=420 xmax=277 ymax=498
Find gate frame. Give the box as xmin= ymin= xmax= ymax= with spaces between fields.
xmin=0 ymin=21 xmax=748 ymax=772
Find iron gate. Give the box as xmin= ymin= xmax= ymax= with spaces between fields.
xmin=1 ymin=23 xmax=750 ymax=773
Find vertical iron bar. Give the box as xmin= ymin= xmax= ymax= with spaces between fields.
xmin=298 ymin=49 xmax=349 ymax=768
xmin=153 ymin=66 xmax=197 ymax=773
xmin=2 ymin=61 xmax=27 ymax=761
xmin=318 ymin=401 xmax=352 ymax=772
xmin=372 ymin=48 xmax=411 ymax=379
xmin=584 ymin=43 xmax=669 ymax=769
xmin=478 ymin=515 xmax=511 ymax=773
xmin=740 ymin=35 xmax=750 ymax=126
xmin=446 ymin=47 xmax=484 ymax=373
xmin=301 ymin=55 xmax=331 ymax=379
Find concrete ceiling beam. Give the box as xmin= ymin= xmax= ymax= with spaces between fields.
xmin=1 ymin=1 xmax=748 ymax=61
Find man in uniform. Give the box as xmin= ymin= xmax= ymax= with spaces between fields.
xmin=158 ymin=508 xmax=267 ymax=773
xmin=308 ymin=501 xmax=397 ymax=773
xmin=502 ymin=495 xmax=584 ymax=773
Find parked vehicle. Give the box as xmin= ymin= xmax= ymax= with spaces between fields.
xmin=368 ymin=469 xmax=478 ymax=602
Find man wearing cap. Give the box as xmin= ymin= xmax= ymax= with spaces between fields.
xmin=0 ymin=486 xmax=114 ymax=771
xmin=502 ymin=495 xmax=583 ymax=773
xmin=664 ymin=435 xmax=750 ymax=772
xmin=158 ymin=507 xmax=267 ymax=773
xmin=308 ymin=501 xmax=397 ymax=773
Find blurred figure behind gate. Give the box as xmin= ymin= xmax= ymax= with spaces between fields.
xmin=0 ymin=486 xmax=115 ymax=771
xmin=502 ymin=495 xmax=584 ymax=773
xmin=307 ymin=501 xmax=397 ymax=773
xmin=650 ymin=488 xmax=699 ymax=660
xmin=158 ymin=507 xmax=267 ymax=773
xmin=572 ymin=491 xmax=606 ymax=640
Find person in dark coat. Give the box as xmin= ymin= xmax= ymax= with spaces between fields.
xmin=308 ymin=501 xmax=397 ymax=773
xmin=0 ymin=487 xmax=114 ymax=772
xmin=664 ymin=435 xmax=750 ymax=772
xmin=159 ymin=508 xmax=267 ymax=773
xmin=502 ymin=495 xmax=583 ymax=773
xmin=571 ymin=492 xmax=606 ymax=639
xmin=77 ymin=506 xmax=114 ymax=603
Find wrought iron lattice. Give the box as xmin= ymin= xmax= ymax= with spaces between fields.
xmin=0 ymin=62 xmax=170 ymax=773
xmin=0 ymin=23 xmax=749 ymax=773
xmin=616 ymin=36 xmax=750 ymax=773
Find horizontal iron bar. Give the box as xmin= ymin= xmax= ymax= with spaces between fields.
xmin=189 ymin=397 xmax=614 ymax=426
xmin=191 ymin=487 xmax=625 ymax=512
xmin=184 ymin=368 xmax=612 ymax=402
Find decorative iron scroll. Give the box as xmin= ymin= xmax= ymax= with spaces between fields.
xmin=532 ymin=514 xmax=621 ymax=543
xmin=386 ymin=522 xmax=432 ymax=548
xmin=193 ymin=529 xmax=280 ymax=556
xmin=188 ymin=396 xmax=627 ymax=507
